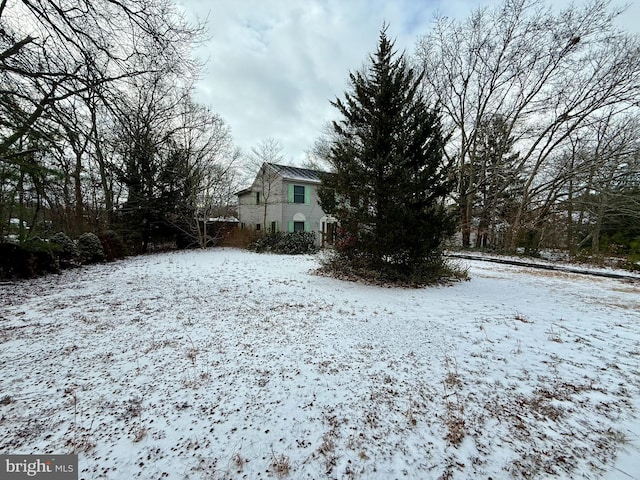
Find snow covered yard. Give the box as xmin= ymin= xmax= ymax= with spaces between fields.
xmin=1 ymin=248 xmax=639 ymax=480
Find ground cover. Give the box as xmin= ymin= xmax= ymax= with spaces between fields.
xmin=1 ymin=249 xmax=639 ymax=479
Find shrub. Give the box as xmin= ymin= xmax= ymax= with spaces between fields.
xmin=99 ymin=230 xmax=128 ymax=261
xmin=250 ymin=231 xmax=318 ymax=255
xmin=50 ymin=232 xmax=79 ymax=267
xmin=316 ymin=249 xmax=468 ymax=287
xmin=78 ymin=232 xmax=105 ymax=264
xmin=0 ymin=240 xmax=59 ymax=279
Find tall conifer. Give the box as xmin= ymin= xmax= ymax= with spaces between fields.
xmin=318 ymin=26 xmax=456 ymax=284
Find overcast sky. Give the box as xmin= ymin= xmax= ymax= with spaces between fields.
xmin=177 ymin=0 xmax=640 ymax=167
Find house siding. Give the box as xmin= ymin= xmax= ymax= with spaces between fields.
xmin=238 ymin=174 xmax=284 ymax=229
xmin=281 ymin=181 xmax=324 ymax=238
xmin=237 ymin=163 xmax=334 ymax=245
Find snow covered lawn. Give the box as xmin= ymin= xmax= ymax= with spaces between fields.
xmin=1 ymin=248 xmax=639 ymax=479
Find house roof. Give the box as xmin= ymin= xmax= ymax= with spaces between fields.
xmin=267 ymin=163 xmax=326 ymax=184
xmin=236 ymin=162 xmax=330 ymax=196
xmin=236 ymin=187 xmax=253 ymax=196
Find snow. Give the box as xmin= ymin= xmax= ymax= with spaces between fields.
xmin=449 ymin=250 xmax=640 ymax=281
xmin=1 ymin=248 xmax=639 ymax=479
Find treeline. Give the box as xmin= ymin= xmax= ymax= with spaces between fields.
xmin=415 ymin=0 xmax=640 ymax=259
xmin=0 ymin=0 xmax=241 ymax=262
xmin=2 ymin=0 xmax=639 ymax=273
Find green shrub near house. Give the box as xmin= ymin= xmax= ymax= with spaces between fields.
xmin=250 ymin=232 xmax=318 ymax=255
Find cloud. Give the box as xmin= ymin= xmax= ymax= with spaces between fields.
xmin=179 ymin=0 xmax=640 ymax=166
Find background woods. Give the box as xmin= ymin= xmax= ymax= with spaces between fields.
xmin=1 ymin=0 xmax=639 ymax=277
xmin=416 ymin=0 xmax=640 ymax=259
xmin=0 ymin=0 xmax=240 ymax=260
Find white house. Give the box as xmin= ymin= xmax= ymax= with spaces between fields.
xmin=237 ymin=162 xmax=336 ymax=246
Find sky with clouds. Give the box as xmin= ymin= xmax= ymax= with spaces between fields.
xmin=177 ymin=0 xmax=640 ymax=167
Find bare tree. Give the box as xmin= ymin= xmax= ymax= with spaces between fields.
xmin=246 ymin=138 xmax=285 ymax=233
xmin=109 ymin=71 xmax=192 ymax=251
xmin=416 ymin=0 xmax=640 ymax=249
xmin=171 ymin=98 xmax=241 ymax=248
xmin=0 ymin=0 xmax=201 ymax=158
xmin=106 ymin=70 xmax=240 ymax=251
xmin=0 ymin=0 xmax=204 ymax=241
xmin=570 ymin=112 xmax=640 ymax=253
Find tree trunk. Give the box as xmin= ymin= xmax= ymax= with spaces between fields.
xmin=459 ymin=195 xmax=470 ymax=248
xmin=566 ymin=176 xmax=574 ymax=254
xmin=74 ymin=151 xmax=84 ymax=234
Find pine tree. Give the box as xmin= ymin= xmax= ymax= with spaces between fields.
xmin=471 ymin=115 xmax=523 ymax=249
xmin=318 ymin=26 xmax=456 ymax=284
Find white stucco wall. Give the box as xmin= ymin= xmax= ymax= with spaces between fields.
xmin=238 ymin=165 xmax=333 ymax=244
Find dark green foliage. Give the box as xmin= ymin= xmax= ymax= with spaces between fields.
xmin=250 ymin=232 xmax=318 ymax=255
xmin=0 ymin=137 xmax=62 ymax=242
xmin=0 ymin=240 xmax=59 ymax=279
xmin=471 ymin=115 xmax=524 ymax=249
xmin=317 ymin=248 xmax=468 ymax=287
xmin=599 ymin=188 xmax=640 ymax=253
xmin=317 ymin=26 xmax=455 ymax=285
xmin=516 ymin=228 xmax=542 ymax=258
xmin=99 ymin=230 xmax=128 ymax=261
xmin=117 ymin=116 xmax=184 ymax=254
xmin=572 ymin=184 xmax=640 ymax=261
xmin=78 ymin=232 xmax=105 ymax=264
xmin=50 ymin=232 xmax=79 ymax=267
xmin=116 ymin=145 xmax=199 ymax=254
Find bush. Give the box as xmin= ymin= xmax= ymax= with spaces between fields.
xmin=50 ymin=232 xmax=79 ymax=267
xmin=316 ymin=249 xmax=468 ymax=287
xmin=78 ymin=232 xmax=105 ymax=264
xmin=250 ymin=231 xmax=318 ymax=255
xmin=0 ymin=240 xmax=59 ymax=279
xmin=99 ymin=230 xmax=128 ymax=261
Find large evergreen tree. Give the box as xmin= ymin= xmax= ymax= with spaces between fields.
xmin=318 ymin=27 xmax=456 ymax=284
xmin=471 ymin=114 xmax=523 ymax=249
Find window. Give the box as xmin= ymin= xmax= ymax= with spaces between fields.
xmin=293 ymin=185 xmax=305 ymax=204
xmin=256 ymin=223 xmax=261 ymax=231
xmin=290 ymin=214 xmax=306 ymax=233
xmin=256 ymin=191 xmax=261 ymax=205
xmin=270 ymin=221 xmax=278 ymax=233
xmin=288 ymin=184 xmax=309 ymax=204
